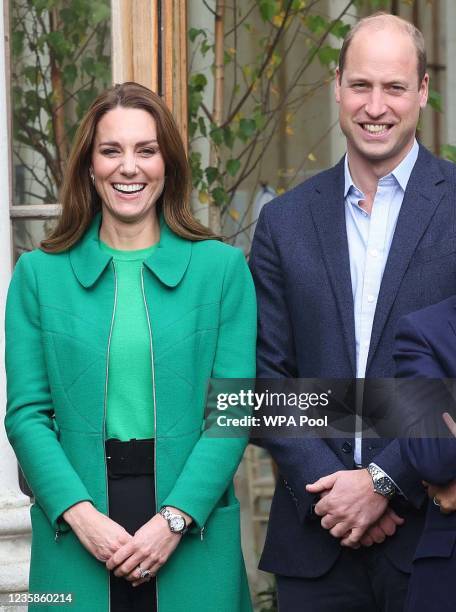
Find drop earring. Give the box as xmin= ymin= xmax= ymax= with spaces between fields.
xmin=89 ymin=168 xmax=95 ymax=184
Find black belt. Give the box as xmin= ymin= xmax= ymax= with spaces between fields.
xmin=105 ymin=438 xmax=154 ymax=477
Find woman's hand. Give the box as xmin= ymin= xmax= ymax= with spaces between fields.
xmin=63 ymin=501 xmax=133 ymax=562
xmin=105 ymin=511 xmax=184 ymax=586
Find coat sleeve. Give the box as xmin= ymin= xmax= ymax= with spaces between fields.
xmin=392 ymin=313 xmax=456 ymax=485
xmin=249 ymin=206 xmax=346 ymax=523
xmin=4 ymin=253 xmax=94 ymax=532
xmin=160 ymin=247 xmax=257 ymax=528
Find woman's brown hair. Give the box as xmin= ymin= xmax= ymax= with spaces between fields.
xmin=41 ymin=82 xmax=218 ymax=252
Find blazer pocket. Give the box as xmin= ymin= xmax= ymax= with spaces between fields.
xmin=414 ymin=530 xmax=456 ymax=560
xmin=414 ymin=235 xmax=456 ymax=263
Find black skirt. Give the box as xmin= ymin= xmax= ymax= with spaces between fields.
xmin=106 ymin=439 xmax=157 ymax=612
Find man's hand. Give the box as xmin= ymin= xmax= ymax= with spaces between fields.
xmin=106 ymin=511 xmax=185 ymax=586
xmin=306 ymin=469 xmax=388 ymax=547
xmin=63 ymin=501 xmax=132 ymax=563
xmin=358 ymin=507 xmax=405 ymax=547
xmin=424 ymin=479 xmax=456 ymax=514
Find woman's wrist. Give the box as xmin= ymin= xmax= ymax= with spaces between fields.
xmin=62 ymin=501 xmax=95 ymax=527
xmin=161 ymin=506 xmax=193 ymax=527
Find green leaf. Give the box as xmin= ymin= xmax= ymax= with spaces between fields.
xmin=205 ymin=166 xmax=220 ymax=185
xmin=201 ymin=40 xmax=213 ymax=57
xmin=226 ymin=158 xmax=241 ymax=176
xmin=198 ymin=116 xmax=207 ymax=137
xmin=223 ymin=126 xmax=235 ymax=148
xmin=211 ymin=186 xmax=228 ymax=206
xmin=259 ymin=0 xmax=279 ymax=22
xmin=331 ymin=20 xmax=350 ymax=40
xmin=90 ymin=3 xmax=110 ymax=25
xmin=63 ymin=64 xmax=78 ymax=86
xmin=188 ymin=90 xmax=203 ymax=116
xmin=210 ymin=126 xmax=224 ymax=146
xmin=189 ymin=27 xmax=206 ymax=43
xmin=428 ymin=89 xmax=442 ymax=113
xmin=189 ymin=119 xmax=198 ymax=138
xmin=46 ymin=31 xmax=72 ymax=61
xmin=306 ymin=14 xmax=327 ymax=35
xmin=190 ymin=73 xmax=208 ymax=91
xmin=238 ymin=118 xmax=256 ymax=142
xmin=317 ymin=45 xmax=339 ymax=67
xmin=33 ymin=0 xmax=57 ymax=15
xmin=441 ymin=144 xmax=456 ymax=163
xmin=12 ymin=30 xmax=25 ymax=56
xmin=23 ymin=66 xmax=39 ymax=86
xmin=253 ymin=110 xmax=266 ymax=130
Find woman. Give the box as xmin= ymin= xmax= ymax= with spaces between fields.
xmin=5 ymin=82 xmax=256 ymax=612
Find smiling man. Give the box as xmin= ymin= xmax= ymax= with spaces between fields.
xmin=250 ymin=13 xmax=456 ymax=612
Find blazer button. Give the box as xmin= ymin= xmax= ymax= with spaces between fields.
xmin=341 ymin=441 xmax=352 ymax=454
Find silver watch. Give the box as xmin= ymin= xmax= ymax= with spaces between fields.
xmin=367 ymin=464 xmax=396 ymax=499
xmin=159 ymin=507 xmax=188 ymax=534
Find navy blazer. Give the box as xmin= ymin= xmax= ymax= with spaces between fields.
xmin=394 ymin=298 xmax=456 ymax=611
xmin=250 ymin=145 xmax=456 ymax=577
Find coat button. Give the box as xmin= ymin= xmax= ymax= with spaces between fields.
xmin=342 ymin=441 xmax=352 ymax=454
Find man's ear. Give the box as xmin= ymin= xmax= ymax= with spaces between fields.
xmin=335 ymin=67 xmax=342 ymax=104
xmin=419 ymin=72 xmax=429 ymax=109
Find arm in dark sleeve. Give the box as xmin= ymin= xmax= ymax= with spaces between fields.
xmin=393 ymin=313 xmax=456 ymax=485
xmin=249 ymin=206 xmax=346 ymax=522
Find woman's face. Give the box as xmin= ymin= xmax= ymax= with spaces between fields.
xmin=91 ymin=106 xmax=165 ymax=225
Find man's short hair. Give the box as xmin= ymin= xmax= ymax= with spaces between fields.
xmin=338 ymin=12 xmax=427 ymax=85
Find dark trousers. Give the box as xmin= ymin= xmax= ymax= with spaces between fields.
xmin=276 ymin=546 xmax=409 ymax=612
xmin=107 ymin=440 xmax=157 ymax=612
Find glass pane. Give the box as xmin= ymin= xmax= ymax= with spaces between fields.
xmin=12 ymin=217 xmax=56 ymax=263
xmin=10 ymin=0 xmax=112 ymax=205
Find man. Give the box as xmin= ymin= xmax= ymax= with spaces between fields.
xmin=250 ymin=13 xmax=456 ymax=611
xmin=394 ymin=300 xmax=456 ymax=612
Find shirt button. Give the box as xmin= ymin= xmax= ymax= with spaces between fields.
xmin=370 ymin=249 xmax=379 ymax=258
xmin=367 ymin=294 xmax=375 ymax=303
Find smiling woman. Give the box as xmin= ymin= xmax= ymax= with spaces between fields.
xmin=91 ymin=107 xmax=166 ymax=243
xmin=5 ymin=82 xmax=256 ymax=612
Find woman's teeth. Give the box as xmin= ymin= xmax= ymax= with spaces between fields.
xmin=113 ymin=183 xmax=146 ymax=193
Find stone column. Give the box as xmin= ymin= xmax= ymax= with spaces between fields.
xmin=0 ymin=2 xmax=32 ymax=608
xmin=445 ymin=0 xmax=456 ymax=145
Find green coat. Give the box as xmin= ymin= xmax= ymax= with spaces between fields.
xmin=5 ymin=215 xmax=256 ymax=612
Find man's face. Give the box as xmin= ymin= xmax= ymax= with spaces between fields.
xmin=335 ymin=26 xmax=428 ymax=169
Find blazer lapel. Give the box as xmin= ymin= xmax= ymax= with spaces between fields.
xmin=367 ymin=147 xmax=446 ymax=371
xmin=309 ymin=159 xmax=357 ymax=375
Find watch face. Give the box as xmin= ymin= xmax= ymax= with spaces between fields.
xmin=169 ymin=516 xmax=185 ymax=532
xmin=376 ymin=477 xmax=394 ymax=495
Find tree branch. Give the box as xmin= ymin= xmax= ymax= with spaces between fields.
xmin=221 ymin=0 xmax=294 ymax=127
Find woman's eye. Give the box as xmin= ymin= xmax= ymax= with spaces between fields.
xmin=140 ymin=148 xmax=158 ymax=156
xmin=100 ymin=148 xmax=119 ymax=156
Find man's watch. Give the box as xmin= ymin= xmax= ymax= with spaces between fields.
xmin=159 ymin=507 xmax=188 ymax=535
xmin=367 ymin=464 xmax=396 ymax=499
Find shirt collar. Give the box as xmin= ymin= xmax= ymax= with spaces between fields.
xmin=69 ymin=212 xmax=192 ymax=289
xmin=344 ymin=139 xmax=419 ymax=197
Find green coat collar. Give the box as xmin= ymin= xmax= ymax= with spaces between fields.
xmin=69 ymin=213 xmax=192 ymax=288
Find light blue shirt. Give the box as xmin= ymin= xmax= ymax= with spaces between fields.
xmin=344 ymin=140 xmax=419 ymax=464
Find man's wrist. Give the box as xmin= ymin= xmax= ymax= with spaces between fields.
xmin=367 ymin=464 xmax=396 ymax=499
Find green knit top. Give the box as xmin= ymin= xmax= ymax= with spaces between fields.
xmin=99 ymin=240 xmax=157 ymax=440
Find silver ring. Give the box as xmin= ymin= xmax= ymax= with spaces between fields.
xmin=138 ymin=565 xmax=152 ymax=579
xmin=433 ymin=496 xmax=441 ymax=507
